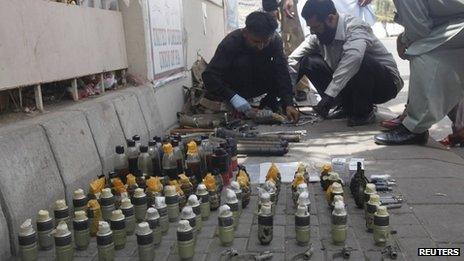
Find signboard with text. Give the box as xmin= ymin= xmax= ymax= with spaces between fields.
xmin=148 ymin=0 xmax=185 ymax=81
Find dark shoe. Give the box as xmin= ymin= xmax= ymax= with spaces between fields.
xmin=347 ymin=111 xmax=375 ymax=126
xmin=295 ymin=90 xmax=308 ymax=102
xmin=374 ymin=124 xmax=429 ymax=145
xmin=327 ymin=106 xmax=347 ymax=119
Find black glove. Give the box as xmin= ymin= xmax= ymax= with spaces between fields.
xmin=314 ymin=94 xmax=335 ymax=118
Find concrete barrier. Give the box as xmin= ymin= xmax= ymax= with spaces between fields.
xmin=113 ymin=92 xmax=150 ymax=143
xmin=40 ymin=111 xmax=102 ymax=203
xmin=77 ymin=97 xmax=127 ymax=174
xmin=0 ymin=124 xmax=65 ymax=255
xmin=124 ymin=85 xmax=165 ymax=138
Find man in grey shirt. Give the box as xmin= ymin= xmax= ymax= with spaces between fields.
xmin=288 ymin=0 xmax=403 ymax=126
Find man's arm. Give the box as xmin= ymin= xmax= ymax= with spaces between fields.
xmin=288 ymin=35 xmax=320 ymax=86
xmin=202 ymin=43 xmax=237 ymax=102
xmin=324 ymin=25 xmax=372 ymax=98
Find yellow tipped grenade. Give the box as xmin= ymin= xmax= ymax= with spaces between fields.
xmin=187 ymin=195 xmax=202 ymax=231
xmin=366 ymin=194 xmax=381 ymax=232
xmin=133 ymin=188 xmax=148 ymax=223
xmin=196 ymin=183 xmax=211 ymax=220
xmin=218 ymin=205 xmax=234 ymax=246
xmin=73 ymin=188 xmax=88 ymax=213
xmin=54 ymin=199 xmax=70 ymax=228
xmin=331 ymin=201 xmax=347 ymax=245
xmin=295 ymin=203 xmax=311 ymax=246
xmin=73 ymin=211 xmax=90 ymax=250
xmin=97 ymin=221 xmax=115 ymax=261
xmin=236 ymin=167 xmax=251 ymax=208
xmin=225 ymin=188 xmax=240 ymax=230
xmin=110 ymin=209 xmax=126 ymax=250
xmin=180 ymin=206 xmax=197 ymax=237
xmin=100 ymin=188 xmax=115 ymax=222
xmin=145 ymin=208 xmax=162 ymax=247
xmin=54 ymin=221 xmax=74 ymax=261
xmin=87 ymin=199 xmax=102 ymax=237
xmin=120 ymin=197 xmax=136 ymax=235
xmin=136 ymin=222 xmax=155 ymax=261
xmin=154 ymin=196 xmax=170 ymax=234
xmin=204 ymin=173 xmax=220 ymax=210
xmin=230 ymin=181 xmax=243 ymax=216
xmin=164 ymin=185 xmax=180 ymax=222
xmin=373 ymin=206 xmax=390 ymax=246
xmin=177 ymin=220 xmax=195 ymax=260
xmin=36 ymin=210 xmax=54 ymax=250
xmin=18 ymin=219 xmax=38 ymax=261
xmin=258 ymin=204 xmax=273 ymax=245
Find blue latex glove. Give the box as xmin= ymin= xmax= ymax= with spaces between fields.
xmin=230 ymin=94 xmax=252 ymax=113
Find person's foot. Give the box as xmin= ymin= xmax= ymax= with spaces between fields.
xmin=295 ymin=90 xmax=308 ymax=102
xmin=327 ymin=106 xmax=347 ymax=119
xmin=379 ymin=114 xmax=406 ymax=130
xmin=374 ymin=124 xmax=429 ymax=145
xmin=347 ymin=111 xmax=375 ymax=126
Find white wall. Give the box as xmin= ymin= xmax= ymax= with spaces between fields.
xmin=0 ymin=0 xmax=128 ymax=91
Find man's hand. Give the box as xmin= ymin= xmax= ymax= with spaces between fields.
xmin=314 ymin=95 xmax=334 ymax=118
xmin=358 ymin=0 xmax=372 ymax=7
xmin=286 ymin=106 xmax=300 ymax=123
xmin=230 ymin=94 xmax=252 ymax=113
xmin=284 ymin=0 xmax=295 ymax=18
xmin=397 ymin=33 xmax=408 ymax=60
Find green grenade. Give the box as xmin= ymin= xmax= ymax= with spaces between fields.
xmin=136 ymin=222 xmax=155 ymax=261
xmin=365 ymin=194 xmax=380 ymax=232
xmin=155 ymin=196 xmax=170 ymax=234
xmin=133 ymin=188 xmax=148 ymax=223
xmin=145 ymin=208 xmax=162 ymax=247
xmin=110 ymin=209 xmax=126 ymax=250
xmin=18 ymin=219 xmax=38 ymax=261
xmin=258 ymin=205 xmax=273 ymax=245
xmin=230 ymin=181 xmax=243 ymax=216
xmin=164 ymin=185 xmax=179 ymax=222
xmin=187 ymin=195 xmax=202 ymax=231
xmin=297 ymin=191 xmax=311 ymax=214
xmin=331 ymin=201 xmax=347 ymax=245
xmin=73 ymin=188 xmax=88 ymax=213
xmin=120 ymin=197 xmax=136 ymax=235
xmin=100 ymin=188 xmax=116 ymax=222
xmin=329 ymin=182 xmax=344 ymax=208
xmin=54 ymin=221 xmax=74 ymax=261
xmin=218 ymin=205 xmax=234 ymax=246
xmin=225 ymin=189 xmax=239 ymax=230
xmin=364 ymin=183 xmax=377 ymax=209
xmin=54 ymin=199 xmax=70 ymax=228
xmin=97 ymin=221 xmax=115 ymax=261
xmin=180 ymin=206 xmax=197 ymax=237
xmin=373 ymin=206 xmax=390 ymax=246
xmin=295 ymin=203 xmax=311 ymax=246
xmin=177 ymin=220 xmax=195 ymax=260
xmin=73 ymin=211 xmax=90 ymax=250
xmin=293 ymin=183 xmax=308 ymax=205
xmin=36 ymin=210 xmax=54 ymax=250
xmin=196 ymin=184 xmax=210 ymax=221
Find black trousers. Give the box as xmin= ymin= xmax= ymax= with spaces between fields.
xmin=298 ymin=54 xmax=398 ymax=117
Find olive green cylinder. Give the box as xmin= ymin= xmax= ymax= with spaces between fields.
xmin=97 ymin=227 xmax=115 ymax=261
xmin=110 ymin=219 xmax=126 ymax=250
xmin=177 ymin=221 xmax=195 ymax=260
xmin=73 ymin=215 xmax=90 ymax=250
xmin=166 ymin=195 xmax=180 ymax=222
xmin=133 ymin=188 xmax=148 ymax=223
xmin=54 ymin=232 xmax=74 ymax=261
xmin=158 ymin=206 xmax=170 ymax=234
xmin=36 ymin=210 xmax=54 ymax=251
xmin=295 ymin=208 xmax=311 ymax=246
xmin=373 ymin=206 xmax=390 ymax=246
xmin=18 ymin=223 xmax=38 ymax=261
xmin=218 ymin=212 xmax=234 ymax=247
xmin=136 ymin=222 xmax=155 ymax=261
